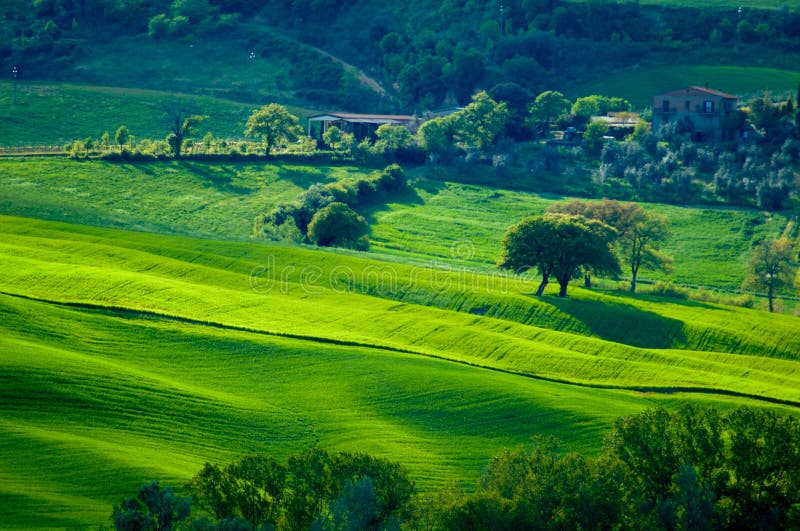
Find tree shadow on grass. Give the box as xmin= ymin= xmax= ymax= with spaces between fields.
xmin=546 ymin=296 xmax=688 ymax=349
xmin=180 ymin=161 xmax=254 ymax=194
xmin=361 ymin=185 xmax=425 ymax=223
xmin=277 ymin=166 xmax=337 ymax=189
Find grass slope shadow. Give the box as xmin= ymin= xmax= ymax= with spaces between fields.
xmin=546 ymin=296 xmax=687 ymax=349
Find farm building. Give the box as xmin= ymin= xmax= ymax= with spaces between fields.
xmin=307 ymin=112 xmax=419 ymax=141
xmin=652 ymin=85 xmax=739 ymax=142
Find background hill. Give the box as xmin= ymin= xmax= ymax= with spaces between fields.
xmin=4 ymin=0 xmax=799 ymax=112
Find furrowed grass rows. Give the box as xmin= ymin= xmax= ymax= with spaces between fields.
xmin=1 ymin=216 xmax=799 ymax=401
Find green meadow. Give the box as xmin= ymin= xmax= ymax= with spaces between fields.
xmin=0 ymin=82 xmax=312 ymax=147
xmin=569 ymin=65 xmax=800 ymax=109
xmin=0 ymin=157 xmax=785 ymax=291
xmin=1 ymin=215 xmax=799 ymax=527
xmin=0 ymin=158 xmax=366 ymax=237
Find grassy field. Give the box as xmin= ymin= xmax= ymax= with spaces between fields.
xmin=0 ymin=82 xmax=314 ymax=147
xmin=1 ymin=215 xmax=799 ymax=527
xmin=368 ymin=176 xmax=788 ymax=290
xmin=569 ymin=65 xmax=800 ymax=109
xmin=0 ymin=158 xmax=367 ymax=237
xmin=0 ymin=158 xmax=788 ymax=293
xmin=66 ymin=35 xmax=297 ymax=104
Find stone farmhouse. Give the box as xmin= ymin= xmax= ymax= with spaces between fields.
xmin=652 ymin=85 xmax=739 ymax=142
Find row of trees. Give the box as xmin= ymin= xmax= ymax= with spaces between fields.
xmin=497 ymin=199 xmax=798 ymax=309
xmin=111 ymin=404 xmax=800 ymax=530
xmin=498 ymin=200 xmax=671 ymax=297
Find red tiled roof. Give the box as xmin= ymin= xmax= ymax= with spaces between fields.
xmin=658 ymin=86 xmax=738 ymax=99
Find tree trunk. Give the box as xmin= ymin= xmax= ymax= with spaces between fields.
xmin=558 ymin=280 xmax=568 ymax=297
xmin=630 ymin=264 xmax=639 ymax=293
xmin=535 ymin=276 xmax=549 ymax=296
xmin=768 ymin=283 xmax=775 ymax=312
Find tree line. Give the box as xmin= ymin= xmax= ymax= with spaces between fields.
xmin=111 ymin=404 xmax=800 ymax=530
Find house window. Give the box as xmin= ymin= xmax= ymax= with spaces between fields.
xmin=704 ymin=100 xmax=714 ymax=113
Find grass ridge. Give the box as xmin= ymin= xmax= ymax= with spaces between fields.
xmin=5 ymin=290 xmax=799 ymax=410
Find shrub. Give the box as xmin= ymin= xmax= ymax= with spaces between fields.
xmin=307 ymin=202 xmax=369 ymax=250
xmin=646 ymin=281 xmax=690 ymax=299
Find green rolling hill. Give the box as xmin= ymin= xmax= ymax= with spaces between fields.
xmin=0 ymin=158 xmax=788 ymax=292
xmin=1 ymin=215 xmax=799 ymax=527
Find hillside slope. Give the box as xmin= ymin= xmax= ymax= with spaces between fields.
xmin=2 ymin=215 xmax=799 ymax=527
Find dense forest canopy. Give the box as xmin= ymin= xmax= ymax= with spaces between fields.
xmin=4 ymin=0 xmax=800 ymax=111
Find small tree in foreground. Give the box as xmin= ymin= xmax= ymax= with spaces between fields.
xmin=498 ymin=214 xmax=620 ymax=297
xmin=743 ymin=238 xmax=795 ymax=312
xmin=308 ymin=202 xmax=369 ymax=251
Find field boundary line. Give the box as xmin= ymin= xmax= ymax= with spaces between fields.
xmin=3 ymin=290 xmax=800 ymax=409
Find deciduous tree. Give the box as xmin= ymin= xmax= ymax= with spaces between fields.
xmin=528 ymin=90 xmax=570 ymax=135
xmin=114 ymin=125 xmax=129 ymax=149
xmin=112 ymin=481 xmax=191 ymax=531
xmin=307 ymin=202 xmax=369 ymax=251
xmin=245 ymin=103 xmax=302 ymax=156
xmin=743 ymin=238 xmax=795 ymax=312
xmin=454 ymin=91 xmax=509 ymax=152
xmin=498 ymin=214 xmax=620 ymax=297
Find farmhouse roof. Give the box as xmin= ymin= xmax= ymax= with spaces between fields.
xmin=308 ymin=113 xmax=417 ymax=123
xmin=658 ymin=86 xmax=738 ymax=99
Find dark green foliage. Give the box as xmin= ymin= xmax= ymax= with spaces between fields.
xmin=257 ymin=165 xmax=406 ymax=242
xmin=425 ymin=405 xmax=800 ymax=530
xmin=186 ymin=449 xmax=414 ymax=530
xmin=165 ymin=107 xmax=208 ymax=159
xmin=307 ymin=202 xmax=369 ymax=251
xmin=112 ymin=481 xmax=191 ymax=531
xmin=498 ymin=213 xmax=620 ymax=297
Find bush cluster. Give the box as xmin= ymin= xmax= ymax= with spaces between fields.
xmin=254 ymin=164 xmax=407 ymax=249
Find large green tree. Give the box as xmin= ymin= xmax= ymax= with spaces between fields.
xmin=112 ymin=481 xmax=191 ymax=531
xmin=548 ymin=199 xmax=672 ymax=292
xmin=454 ymin=90 xmax=509 ymax=151
xmin=245 ymin=103 xmax=302 ymax=155
xmin=528 ymin=90 xmax=570 ymax=135
xmin=743 ymin=238 xmax=795 ymax=312
xmin=498 ymin=214 xmax=620 ymax=297
xmin=417 ymin=115 xmax=457 ymax=162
